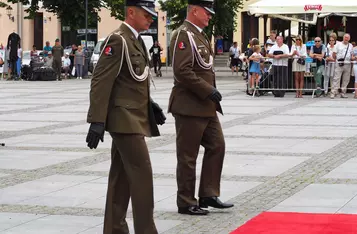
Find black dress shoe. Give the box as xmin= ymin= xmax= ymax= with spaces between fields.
xmin=199 ymin=197 xmax=234 ymax=209
xmin=178 ymin=205 xmax=209 ymax=215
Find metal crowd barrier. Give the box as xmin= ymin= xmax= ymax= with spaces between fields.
xmin=243 ymin=56 xmax=357 ymax=98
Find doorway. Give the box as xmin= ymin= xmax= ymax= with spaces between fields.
xmin=34 ymin=13 xmax=43 ymax=49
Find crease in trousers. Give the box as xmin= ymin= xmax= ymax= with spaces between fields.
xmin=103 ymin=133 xmax=158 ymax=234
xmin=173 ymin=114 xmax=225 ymax=208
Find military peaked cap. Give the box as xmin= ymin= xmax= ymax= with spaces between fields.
xmin=188 ymin=0 xmax=215 ymax=14
xmin=126 ymin=0 xmax=157 ymax=17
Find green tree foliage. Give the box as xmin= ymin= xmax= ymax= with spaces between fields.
xmin=105 ymin=0 xmax=125 ymax=21
xmin=4 ymin=0 xmax=103 ymax=28
xmin=159 ymin=0 xmax=244 ymax=39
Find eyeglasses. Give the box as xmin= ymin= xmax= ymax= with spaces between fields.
xmin=315 ymin=40 xmax=321 ymax=42
xmin=296 ymin=39 xmax=301 ymax=41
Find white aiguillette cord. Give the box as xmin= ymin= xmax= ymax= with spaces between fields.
xmin=171 ymin=29 xmax=214 ymax=83
xmin=186 ymin=31 xmax=213 ymax=70
xmin=114 ymin=32 xmax=150 ymax=83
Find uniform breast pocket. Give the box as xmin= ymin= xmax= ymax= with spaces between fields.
xmin=198 ymin=47 xmax=209 ymax=62
xmin=130 ymin=53 xmax=145 ymax=75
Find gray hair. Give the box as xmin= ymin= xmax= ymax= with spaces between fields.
xmin=251 ymin=38 xmax=259 ymax=46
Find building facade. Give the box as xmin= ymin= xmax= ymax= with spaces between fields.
xmin=0 ymin=3 xmax=61 ymax=51
xmin=0 ymin=4 xmax=169 ymax=61
xmin=0 ymin=1 xmax=271 ymax=61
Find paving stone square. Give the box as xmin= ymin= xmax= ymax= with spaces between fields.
xmin=323 ymin=158 xmax=357 ymax=179
xmin=0 ymin=150 xmax=94 ymax=170
xmin=0 ymin=104 xmax=42 ymax=112
xmin=223 ymin=125 xmax=357 ymax=138
xmin=270 ymin=184 xmax=357 ymax=213
xmin=1 ymin=121 xmax=59 ymax=132
xmin=0 ymin=112 xmax=86 ymax=122
xmin=1 ymin=77 xmax=357 ymax=233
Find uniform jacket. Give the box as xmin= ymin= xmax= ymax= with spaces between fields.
xmin=52 ymin=45 xmax=64 ymax=61
xmin=169 ymin=20 xmax=223 ymax=117
xmin=87 ymin=23 xmax=160 ymax=137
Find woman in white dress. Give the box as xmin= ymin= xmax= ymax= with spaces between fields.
xmin=325 ymin=36 xmax=337 ymax=96
xmin=291 ymin=35 xmax=307 ymax=98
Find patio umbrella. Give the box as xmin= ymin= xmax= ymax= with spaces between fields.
xmin=248 ymin=0 xmax=357 ymax=15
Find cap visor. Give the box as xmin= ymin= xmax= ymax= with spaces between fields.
xmin=204 ymin=7 xmax=215 ymax=15
xmin=141 ymin=6 xmax=157 ymax=17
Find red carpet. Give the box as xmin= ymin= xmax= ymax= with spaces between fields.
xmin=231 ymin=212 xmax=357 ymax=234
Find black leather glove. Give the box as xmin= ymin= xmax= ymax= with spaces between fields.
xmin=208 ymin=88 xmax=222 ymax=103
xmin=86 ymin=122 xmax=105 ymax=149
xmin=151 ymin=101 xmax=166 ymax=125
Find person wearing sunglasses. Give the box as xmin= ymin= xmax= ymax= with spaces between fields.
xmin=325 ymin=37 xmax=337 ymax=96
xmin=310 ymin=37 xmax=326 ymax=97
xmin=291 ymin=35 xmax=307 ymax=98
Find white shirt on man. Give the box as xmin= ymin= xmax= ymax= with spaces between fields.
xmin=62 ymin=57 xmax=71 ymax=67
xmin=229 ymin=46 xmax=240 ymax=59
xmin=268 ymin=44 xmax=290 ymax=66
xmin=335 ymin=42 xmax=353 ymax=62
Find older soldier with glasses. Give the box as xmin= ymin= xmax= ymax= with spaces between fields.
xmin=169 ymin=0 xmax=234 ymax=216
xmin=85 ymin=0 xmax=166 ymax=233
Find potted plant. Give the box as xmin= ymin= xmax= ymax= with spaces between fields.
xmin=322 ymin=25 xmax=334 ymax=36
xmin=323 ymin=22 xmax=345 ymax=36
xmin=336 ymin=23 xmax=345 ymax=37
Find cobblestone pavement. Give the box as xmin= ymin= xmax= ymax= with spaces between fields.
xmin=1 ymin=74 xmax=357 ymax=233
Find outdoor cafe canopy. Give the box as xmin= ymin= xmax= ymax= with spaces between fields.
xmin=248 ymin=0 xmax=357 ymax=15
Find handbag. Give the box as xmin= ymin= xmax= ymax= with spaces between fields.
xmin=296 ymin=45 xmax=305 ymax=65
xmin=297 ymin=58 xmax=305 ymax=65
xmin=338 ymin=44 xmax=349 ymax=67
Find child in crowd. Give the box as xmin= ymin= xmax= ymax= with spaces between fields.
xmin=248 ymin=45 xmax=263 ymax=94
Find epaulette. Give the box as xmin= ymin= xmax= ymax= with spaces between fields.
xmin=114 ymin=30 xmax=124 ymax=36
xmin=180 ymin=26 xmax=188 ymax=32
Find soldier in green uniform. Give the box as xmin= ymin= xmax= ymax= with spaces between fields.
xmin=169 ymin=0 xmax=234 ymax=216
xmin=86 ymin=0 xmax=166 ymax=233
xmin=51 ymin=38 xmax=64 ymax=81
